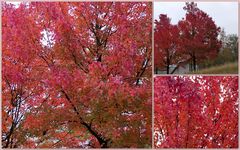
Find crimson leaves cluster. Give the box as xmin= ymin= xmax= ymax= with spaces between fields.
xmin=154 ymin=76 xmax=238 ymax=148
xmin=2 ymin=2 xmax=152 ymax=148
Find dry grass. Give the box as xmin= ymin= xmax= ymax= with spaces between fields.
xmin=190 ymin=62 xmax=238 ymax=74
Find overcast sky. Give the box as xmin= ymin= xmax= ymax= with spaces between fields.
xmin=154 ymin=2 xmax=238 ymax=35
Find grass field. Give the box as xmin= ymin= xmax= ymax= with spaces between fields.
xmin=190 ymin=62 xmax=238 ymax=74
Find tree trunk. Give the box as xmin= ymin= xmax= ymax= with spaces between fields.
xmin=155 ymin=67 xmax=158 ymax=74
xmin=193 ymin=54 xmax=196 ymax=71
xmin=185 ymin=99 xmax=191 ymax=148
xmin=166 ymin=57 xmax=170 ymax=74
xmin=166 ymin=65 xmax=169 ymax=74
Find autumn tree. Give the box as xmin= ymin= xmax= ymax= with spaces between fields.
xmin=2 ymin=2 xmax=152 ymax=148
xmin=154 ymin=76 xmax=238 ymax=148
xmin=178 ymin=2 xmax=221 ymax=72
xmin=154 ymin=14 xmax=186 ymax=74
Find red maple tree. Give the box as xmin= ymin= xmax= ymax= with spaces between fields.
xmin=154 ymin=76 xmax=238 ymax=148
xmin=154 ymin=14 xmax=185 ymax=74
xmin=2 ymin=2 xmax=152 ymax=148
xmin=179 ymin=2 xmax=221 ymax=71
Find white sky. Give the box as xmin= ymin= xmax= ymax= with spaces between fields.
xmin=154 ymin=2 xmax=238 ymax=35
xmin=5 ymin=1 xmax=20 ymax=7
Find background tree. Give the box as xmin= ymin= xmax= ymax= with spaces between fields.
xmin=154 ymin=76 xmax=238 ymax=148
xmin=2 ymin=2 xmax=152 ymax=148
xmin=199 ymin=29 xmax=238 ymax=69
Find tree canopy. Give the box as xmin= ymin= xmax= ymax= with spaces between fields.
xmin=2 ymin=2 xmax=152 ymax=148
xmin=154 ymin=76 xmax=238 ymax=148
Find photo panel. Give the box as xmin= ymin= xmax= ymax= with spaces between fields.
xmin=154 ymin=1 xmax=238 ymax=74
xmin=2 ymin=1 xmax=152 ymax=148
xmin=154 ymin=75 xmax=238 ymax=148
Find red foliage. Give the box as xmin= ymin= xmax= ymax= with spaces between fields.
xmin=2 ymin=2 xmax=152 ymax=148
xmin=179 ymin=2 xmax=221 ymax=71
xmin=154 ymin=14 xmax=185 ymax=74
xmin=154 ymin=76 xmax=238 ymax=148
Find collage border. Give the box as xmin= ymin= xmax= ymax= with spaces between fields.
xmin=153 ymin=0 xmax=240 ymax=148
xmin=0 ymin=0 xmax=240 ymax=149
